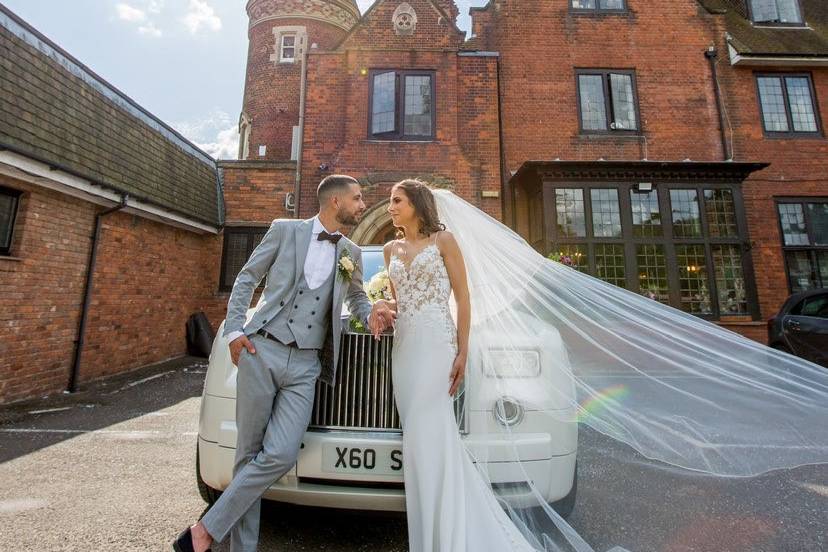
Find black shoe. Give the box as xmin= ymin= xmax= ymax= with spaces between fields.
xmin=172 ymin=526 xmax=212 ymax=552
xmin=172 ymin=527 xmax=192 ymax=552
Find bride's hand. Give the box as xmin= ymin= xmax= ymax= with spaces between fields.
xmin=449 ymin=353 xmax=466 ymax=396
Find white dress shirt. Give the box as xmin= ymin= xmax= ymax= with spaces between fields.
xmin=226 ymin=216 xmax=341 ymax=344
xmin=304 ymin=215 xmax=339 ymax=289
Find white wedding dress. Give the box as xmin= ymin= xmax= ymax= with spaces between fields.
xmin=388 ymin=238 xmax=537 ymax=552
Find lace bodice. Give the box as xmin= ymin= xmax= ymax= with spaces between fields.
xmin=388 ymin=242 xmax=457 ymax=352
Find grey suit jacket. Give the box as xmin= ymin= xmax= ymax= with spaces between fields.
xmin=223 ymin=217 xmax=373 ymax=386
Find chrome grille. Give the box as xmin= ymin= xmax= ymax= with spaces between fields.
xmin=310 ymin=332 xmax=467 ymax=432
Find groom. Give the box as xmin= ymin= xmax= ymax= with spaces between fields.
xmin=174 ymin=175 xmax=394 ymax=552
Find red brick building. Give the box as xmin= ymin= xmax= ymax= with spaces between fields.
xmin=2 ymin=0 xmax=827 ymax=404
xmin=0 ymin=6 xmax=225 ymax=403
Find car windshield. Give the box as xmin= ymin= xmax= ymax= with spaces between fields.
xmin=362 ymin=249 xmax=386 ymax=281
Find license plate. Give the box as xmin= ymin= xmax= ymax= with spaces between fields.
xmin=322 ymin=444 xmax=404 ymax=476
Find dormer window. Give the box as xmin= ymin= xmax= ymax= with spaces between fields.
xmin=749 ymin=0 xmax=803 ymax=25
xmin=280 ymin=33 xmax=296 ymax=62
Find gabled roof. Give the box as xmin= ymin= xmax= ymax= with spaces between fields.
xmin=335 ymin=0 xmax=465 ymax=51
xmin=0 ymin=5 xmax=221 ymax=227
xmin=699 ymin=0 xmax=828 ymax=58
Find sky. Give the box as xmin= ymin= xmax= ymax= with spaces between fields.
xmin=3 ymin=0 xmax=488 ymax=159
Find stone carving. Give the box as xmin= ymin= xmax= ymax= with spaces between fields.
xmin=247 ymin=0 xmax=359 ymax=32
xmin=392 ymin=3 xmax=417 ymax=36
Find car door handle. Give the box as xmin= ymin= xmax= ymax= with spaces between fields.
xmin=787 ymin=321 xmax=801 ymax=331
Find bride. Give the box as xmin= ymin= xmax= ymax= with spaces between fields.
xmin=376 ymin=179 xmax=537 ymax=551
xmin=372 ymin=179 xmax=828 ymax=552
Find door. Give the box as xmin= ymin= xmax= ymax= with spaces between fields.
xmin=784 ymin=292 xmax=828 ymax=366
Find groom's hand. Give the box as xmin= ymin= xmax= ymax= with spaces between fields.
xmin=229 ymin=335 xmax=256 ymax=366
xmin=369 ymin=300 xmax=396 ymax=339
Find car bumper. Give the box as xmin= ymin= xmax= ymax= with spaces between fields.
xmin=199 ymin=394 xmax=576 ymax=511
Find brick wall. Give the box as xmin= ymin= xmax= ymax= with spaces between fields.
xmin=0 ymin=175 xmax=221 ymax=404
xmin=243 ymin=18 xmax=349 ymax=161
xmin=220 ymin=161 xmax=296 ymax=222
xmin=708 ymin=19 xmax=828 ymax=320
xmin=296 ymin=0 xmax=501 ymax=226
xmin=471 ymin=0 xmax=726 ymax=172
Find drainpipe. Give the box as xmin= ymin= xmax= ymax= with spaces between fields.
xmin=293 ymin=37 xmax=311 ymax=219
xmin=495 ymin=56 xmax=514 ymax=229
xmin=705 ymin=47 xmax=732 ymax=161
xmin=67 ymin=195 xmax=129 ymax=393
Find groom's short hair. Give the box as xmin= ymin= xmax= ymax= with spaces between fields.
xmin=318 ymin=175 xmax=359 ymax=205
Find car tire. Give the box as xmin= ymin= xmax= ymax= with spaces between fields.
xmin=196 ymin=444 xmax=221 ymax=505
xmin=550 ymin=461 xmax=578 ymax=519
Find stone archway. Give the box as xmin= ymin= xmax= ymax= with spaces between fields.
xmin=350 ymin=199 xmax=395 ymax=245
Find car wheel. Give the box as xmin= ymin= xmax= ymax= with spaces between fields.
xmin=196 ymin=444 xmax=221 ymax=505
xmin=550 ymin=461 xmax=577 ymax=519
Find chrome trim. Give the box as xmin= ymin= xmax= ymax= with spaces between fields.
xmin=311 ymin=333 xmax=466 ymax=432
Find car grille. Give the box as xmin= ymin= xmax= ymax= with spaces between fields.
xmin=310 ymin=332 xmax=466 ymax=433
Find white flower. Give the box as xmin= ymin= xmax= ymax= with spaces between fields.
xmin=339 ymin=257 xmax=355 ymax=273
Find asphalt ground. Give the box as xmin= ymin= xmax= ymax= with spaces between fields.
xmin=0 ymin=357 xmax=825 ymax=551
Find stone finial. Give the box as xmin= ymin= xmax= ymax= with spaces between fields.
xmin=392 ymin=3 xmax=417 ymax=36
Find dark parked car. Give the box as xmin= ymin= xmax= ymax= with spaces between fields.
xmin=768 ymin=289 xmax=828 ymax=367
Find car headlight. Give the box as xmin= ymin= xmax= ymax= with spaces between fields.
xmin=483 ymin=349 xmax=541 ymax=378
xmin=494 ymin=396 xmax=525 ymax=427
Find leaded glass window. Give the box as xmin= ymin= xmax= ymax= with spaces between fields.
xmin=704 ymin=189 xmax=738 ymax=238
xmin=677 ymin=245 xmax=712 ymax=314
xmin=637 ymin=244 xmax=669 ymax=304
xmin=595 ymin=244 xmax=626 ymax=287
xmin=749 ymin=0 xmax=803 ymax=25
xmin=631 ymin=189 xmax=661 ymax=237
xmin=369 ymin=70 xmax=435 ymax=140
xmin=220 ymin=227 xmax=268 ymax=292
xmin=670 ymin=189 xmax=702 ymax=238
xmin=757 ymin=74 xmax=820 ymax=136
xmin=778 ymin=200 xmax=828 ymax=292
xmin=713 ymin=245 xmax=748 ymax=315
xmin=556 ymin=188 xmax=586 ymax=238
xmin=577 ymin=70 xmax=640 ymax=133
xmin=591 ymin=188 xmax=622 ymax=238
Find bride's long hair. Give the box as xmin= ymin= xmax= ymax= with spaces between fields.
xmin=392 ymin=179 xmax=446 ymax=239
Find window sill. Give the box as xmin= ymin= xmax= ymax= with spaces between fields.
xmin=575 ymin=132 xmax=644 ymax=140
xmin=569 ymin=10 xmax=630 ymax=17
xmin=362 ymin=139 xmax=440 ymax=144
xmin=750 ymin=22 xmax=809 ymax=29
xmin=715 ymin=318 xmax=762 ymax=326
xmin=762 ymin=132 xmax=824 ymax=140
xmin=0 ymin=255 xmax=23 ymax=262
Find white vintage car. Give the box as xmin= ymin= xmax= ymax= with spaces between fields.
xmin=196 ymin=246 xmax=578 ymax=516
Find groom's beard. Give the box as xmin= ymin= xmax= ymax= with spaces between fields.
xmin=336 ymin=210 xmax=361 ymax=227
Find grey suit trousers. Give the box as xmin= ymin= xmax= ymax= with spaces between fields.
xmin=201 ymin=333 xmax=321 ymax=551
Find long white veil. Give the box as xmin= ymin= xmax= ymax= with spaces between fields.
xmin=432 ymin=188 xmax=828 ymax=551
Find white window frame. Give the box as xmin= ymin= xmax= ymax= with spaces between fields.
xmin=270 ymin=26 xmax=306 ymax=66
xmin=280 ymin=33 xmax=297 ymax=63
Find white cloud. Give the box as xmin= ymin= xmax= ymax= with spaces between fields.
xmin=138 ymin=22 xmax=162 ymax=37
xmin=181 ymin=0 xmax=222 ymax=35
xmin=146 ymin=0 xmax=164 ymax=14
xmin=116 ymin=3 xmax=146 ymax=22
xmin=196 ymin=126 xmax=240 ymax=160
xmin=173 ymin=110 xmax=238 ymax=160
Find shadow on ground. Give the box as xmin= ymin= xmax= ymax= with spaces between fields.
xmin=0 ymin=355 xmax=207 ymax=463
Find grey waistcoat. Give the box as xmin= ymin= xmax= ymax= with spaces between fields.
xmin=262 ymin=261 xmax=336 ymax=350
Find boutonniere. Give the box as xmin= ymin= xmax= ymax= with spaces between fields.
xmin=337 ymin=248 xmax=355 ymax=282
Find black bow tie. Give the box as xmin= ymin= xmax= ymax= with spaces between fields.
xmin=317 ymin=231 xmax=342 ymax=244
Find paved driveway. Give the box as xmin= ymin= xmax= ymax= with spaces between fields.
xmin=0 ymin=357 xmax=825 ymax=551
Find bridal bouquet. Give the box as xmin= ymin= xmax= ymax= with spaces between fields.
xmin=365 ymin=269 xmax=392 ymax=302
